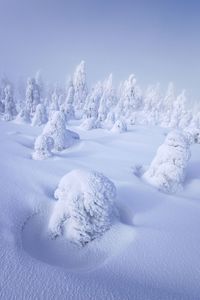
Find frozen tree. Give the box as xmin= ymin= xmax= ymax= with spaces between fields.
xmin=170 ymin=90 xmax=192 ymax=129
xmin=3 ymin=84 xmax=17 ymax=121
xmin=98 ymin=74 xmax=116 ymax=122
xmin=49 ymin=87 xmax=59 ymax=117
xmin=43 ymin=111 xmax=79 ymax=151
xmin=143 ymin=130 xmax=191 ymax=193
xmin=25 ymin=77 xmax=40 ymax=117
xmin=80 ymin=117 xmax=99 ymax=130
xmin=48 ymin=168 xmax=117 ymax=246
xmin=104 ymin=111 xmax=116 ymax=129
xmin=73 ymin=61 xmax=88 ymax=118
xmin=161 ymin=82 xmax=176 ymax=127
xmin=32 ymin=103 xmax=47 ymax=126
xmin=35 ymin=70 xmax=44 ymax=100
xmin=143 ymin=83 xmax=162 ymax=125
xmin=116 ymin=74 xmax=142 ymax=119
xmin=61 ymin=86 xmax=75 ymax=120
xmin=32 ymin=134 xmax=54 ymax=160
xmin=0 ymin=76 xmax=11 ymax=113
xmin=84 ymin=82 xmax=102 ymax=119
xmin=111 ymin=119 xmax=127 ymax=133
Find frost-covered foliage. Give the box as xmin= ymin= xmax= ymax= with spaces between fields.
xmin=43 ymin=111 xmax=79 ymax=151
xmin=111 ymin=119 xmax=127 ymax=133
xmin=73 ymin=61 xmax=88 ymax=118
xmin=48 ymin=169 xmax=117 ymax=246
xmin=80 ymin=117 xmax=99 ymax=130
xmin=25 ymin=78 xmax=40 ymax=117
xmin=32 ymin=103 xmax=47 ymax=126
xmin=49 ymin=87 xmax=59 ymax=117
xmin=32 ymin=134 xmax=54 ymax=160
xmin=104 ymin=111 xmax=116 ymax=129
xmin=161 ymin=82 xmax=176 ymax=127
xmin=143 ymin=130 xmax=191 ymax=193
xmin=143 ymin=83 xmax=162 ymax=125
xmin=3 ymin=84 xmax=17 ymax=121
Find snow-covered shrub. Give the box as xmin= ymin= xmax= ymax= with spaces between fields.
xmin=31 ymin=103 xmax=47 ymax=126
xmin=111 ymin=120 xmax=127 ymax=133
xmin=3 ymin=84 xmax=17 ymax=121
xmin=80 ymin=117 xmax=99 ymax=130
xmin=32 ymin=134 xmax=54 ymax=160
xmin=143 ymin=130 xmax=191 ymax=193
xmin=61 ymin=86 xmax=75 ymax=121
xmin=43 ymin=111 xmax=79 ymax=151
xmin=48 ymin=169 xmax=117 ymax=246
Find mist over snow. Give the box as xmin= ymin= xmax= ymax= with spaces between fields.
xmin=1 ymin=1 xmax=200 ymax=299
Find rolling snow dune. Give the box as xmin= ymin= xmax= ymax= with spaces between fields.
xmin=0 ymin=120 xmax=200 ymax=299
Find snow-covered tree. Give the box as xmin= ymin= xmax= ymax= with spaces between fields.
xmin=116 ymin=74 xmax=142 ymax=119
xmin=143 ymin=130 xmax=191 ymax=193
xmin=111 ymin=119 xmax=127 ymax=133
xmin=161 ymin=82 xmax=176 ymax=127
xmin=73 ymin=61 xmax=88 ymax=118
xmin=61 ymin=86 xmax=75 ymax=120
xmin=43 ymin=111 xmax=79 ymax=151
xmin=104 ymin=111 xmax=116 ymax=129
xmin=25 ymin=77 xmax=40 ymax=117
xmin=48 ymin=168 xmax=117 ymax=246
xmin=143 ymin=83 xmax=162 ymax=125
xmin=32 ymin=103 xmax=47 ymax=126
xmin=35 ymin=70 xmax=44 ymax=100
xmin=32 ymin=134 xmax=54 ymax=160
xmin=80 ymin=117 xmax=99 ymax=130
xmin=3 ymin=84 xmax=17 ymax=121
xmin=84 ymin=82 xmax=102 ymax=119
xmin=49 ymin=87 xmax=59 ymax=117
xmin=98 ymin=74 xmax=116 ymax=122
xmin=170 ymin=90 xmax=192 ymax=129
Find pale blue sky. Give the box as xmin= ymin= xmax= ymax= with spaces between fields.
xmin=0 ymin=0 xmax=200 ymax=98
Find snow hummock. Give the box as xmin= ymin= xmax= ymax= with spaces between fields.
xmin=80 ymin=117 xmax=98 ymax=130
xmin=32 ymin=134 xmax=54 ymax=160
xmin=49 ymin=169 xmax=117 ymax=246
xmin=143 ymin=130 xmax=191 ymax=193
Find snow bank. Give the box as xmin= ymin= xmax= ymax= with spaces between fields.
xmin=143 ymin=130 xmax=191 ymax=193
xmin=49 ymin=169 xmax=117 ymax=246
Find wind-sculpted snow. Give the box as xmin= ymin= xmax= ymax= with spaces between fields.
xmin=49 ymin=169 xmax=117 ymax=246
xmin=1 ymin=120 xmax=200 ymax=299
xmin=143 ymin=130 xmax=191 ymax=193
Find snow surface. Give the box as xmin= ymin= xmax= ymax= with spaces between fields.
xmin=1 ymin=120 xmax=200 ymax=299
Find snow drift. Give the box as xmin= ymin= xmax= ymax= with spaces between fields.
xmin=48 ymin=169 xmax=117 ymax=246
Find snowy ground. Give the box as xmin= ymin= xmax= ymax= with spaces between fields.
xmin=1 ymin=120 xmax=200 ymax=299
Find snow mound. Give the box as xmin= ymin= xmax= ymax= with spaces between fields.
xmin=80 ymin=117 xmax=98 ymax=130
xmin=111 ymin=120 xmax=127 ymax=133
xmin=43 ymin=111 xmax=79 ymax=151
xmin=49 ymin=169 xmax=117 ymax=246
xmin=143 ymin=130 xmax=191 ymax=193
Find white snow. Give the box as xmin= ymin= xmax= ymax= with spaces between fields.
xmin=0 ymin=120 xmax=200 ymax=299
